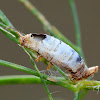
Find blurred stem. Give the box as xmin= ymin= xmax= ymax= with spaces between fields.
xmin=68 ymin=0 xmax=85 ymax=60
xmin=78 ymin=90 xmax=88 ymax=100
xmin=0 ymin=22 xmax=9 ymax=28
xmin=0 ymin=10 xmax=13 ymax=27
xmin=74 ymin=92 xmax=79 ymax=100
xmin=0 ymin=10 xmax=19 ymax=38
xmin=19 ymin=0 xmax=79 ymax=53
xmin=0 ymin=59 xmax=48 ymax=79
xmin=68 ymin=0 xmax=81 ymax=48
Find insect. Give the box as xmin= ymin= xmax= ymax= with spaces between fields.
xmin=18 ymin=33 xmax=99 ymax=81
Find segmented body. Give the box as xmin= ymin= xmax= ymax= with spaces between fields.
xmin=19 ymin=33 xmax=98 ymax=81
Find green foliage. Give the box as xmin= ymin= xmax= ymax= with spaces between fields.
xmin=0 ymin=0 xmax=100 ymax=100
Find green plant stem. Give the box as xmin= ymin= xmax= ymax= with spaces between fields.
xmin=0 ymin=59 xmax=47 ymax=79
xmin=0 ymin=22 xmax=19 ymax=38
xmin=0 ymin=10 xmax=19 ymax=38
xmin=0 ymin=60 xmax=100 ymax=92
xmin=68 ymin=0 xmax=85 ymax=60
xmin=78 ymin=90 xmax=88 ymax=100
xmin=68 ymin=0 xmax=81 ymax=48
xmin=74 ymin=92 xmax=79 ymax=100
xmin=0 ymin=75 xmax=67 ymax=88
xmin=0 ymin=59 xmax=77 ymax=91
xmin=0 ymin=26 xmax=19 ymax=43
xmin=0 ymin=75 xmax=46 ymax=85
xmin=68 ymin=0 xmax=87 ymax=99
xmin=19 ymin=0 xmax=79 ymax=52
xmin=0 ymin=22 xmax=9 ymax=28
xmin=0 ymin=10 xmax=13 ymax=28
xmin=0 ymin=75 xmax=99 ymax=91
xmin=29 ymin=56 xmax=53 ymax=100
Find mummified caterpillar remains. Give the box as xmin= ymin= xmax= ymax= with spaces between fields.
xmin=19 ymin=33 xmax=99 ymax=81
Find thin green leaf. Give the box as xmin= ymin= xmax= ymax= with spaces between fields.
xmin=0 ymin=59 xmax=76 ymax=92
xmin=74 ymin=92 xmax=79 ymax=100
xmin=0 ymin=10 xmax=13 ymax=27
xmin=0 ymin=59 xmax=47 ymax=79
xmin=0 ymin=26 xmax=19 ymax=43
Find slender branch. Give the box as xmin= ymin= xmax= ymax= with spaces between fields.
xmin=0 ymin=75 xmax=100 ymax=92
xmin=0 ymin=59 xmax=100 ymax=95
xmin=68 ymin=0 xmax=85 ymax=61
xmin=0 ymin=59 xmax=47 ymax=79
xmin=0 ymin=22 xmax=9 ymax=28
xmin=0 ymin=10 xmax=13 ymax=28
xmin=78 ymin=90 xmax=88 ymax=100
xmin=0 ymin=11 xmax=19 ymax=41
xmin=0 ymin=26 xmax=19 ymax=43
xmin=0 ymin=75 xmax=70 ymax=90
xmin=0 ymin=59 xmax=77 ymax=92
xmin=68 ymin=0 xmax=81 ymax=48
xmin=68 ymin=1 xmax=87 ymax=99
xmin=0 ymin=22 xmax=19 ymax=38
xmin=0 ymin=10 xmax=19 ymax=38
xmin=0 ymin=75 xmax=45 ymax=85
xmin=0 ymin=75 xmax=64 ymax=87
xmin=74 ymin=92 xmax=79 ymax=100
xmin=29 ymin=56 xmax=53 ymax=100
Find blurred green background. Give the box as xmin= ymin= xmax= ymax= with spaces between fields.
xmin=0 ymin=0 xmax=100 ymax=100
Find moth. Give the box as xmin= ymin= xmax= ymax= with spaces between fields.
xmin=18 ymin=33 xmax=98 ymax=81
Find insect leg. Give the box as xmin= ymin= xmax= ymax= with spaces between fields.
xmin=35 ymin=54 xmax=42 ymax=62
xmin=46 ymin=62 xmax=53 ymax=70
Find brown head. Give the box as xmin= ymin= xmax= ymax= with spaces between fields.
xmin=19 ymin=33 xmax=32 ymax=48
xmin=19 ymin=33 xmax=46 ymax=49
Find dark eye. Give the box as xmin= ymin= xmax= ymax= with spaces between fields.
xmin=31 ymin=34 xmax=33 ymax=37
